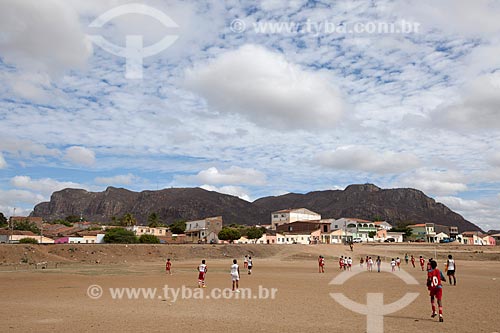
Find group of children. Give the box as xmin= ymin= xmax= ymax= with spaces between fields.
xmin=164 ymin=255 xmax=254 ymax=292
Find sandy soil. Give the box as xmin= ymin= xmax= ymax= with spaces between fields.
xmin=0 ymin=244 xmax=499 ymax=332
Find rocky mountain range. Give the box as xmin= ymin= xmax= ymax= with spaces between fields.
xmin=31 ymin=184 xmax=482 ymax=232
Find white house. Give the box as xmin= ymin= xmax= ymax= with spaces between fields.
xmin=271 ymin=208 xmax=321 ymax=230
xmin=275 ymin=229 xmax=321 ymax=244
xmin=435 ymin=232 xmax=449 ymax=242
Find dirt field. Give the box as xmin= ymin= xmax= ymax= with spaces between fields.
xmin=0 ymin=243 xmax=499 ymax=332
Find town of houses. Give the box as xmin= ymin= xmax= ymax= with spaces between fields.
xmin=1 ymin=208 xmax=498 ymax=246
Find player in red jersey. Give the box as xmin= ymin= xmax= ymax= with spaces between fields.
xmin=427 ymin=260 xmax=446 ymax=322
xmin=419 ymin=256 xmax=425 ymax=271
xmin=197 ymin=259 xmax=207 ymax=288
xmin=339 ymin=256 xmax=344 ymax=270
xmin=318 ymin=255 xmax=325 ymax=273
xmin=165 ymin=258 xmax=172 ymax=274
xmin=410 ymin=255 xmax=416 ymax=268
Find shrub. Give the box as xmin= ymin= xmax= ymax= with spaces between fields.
xmin=19 ymin=237 xmax=38 ymax=244
xmin=139 ymin=234 xmax=160 ymax=244
xmin=103 ymin=228 xmax=138 ymax=244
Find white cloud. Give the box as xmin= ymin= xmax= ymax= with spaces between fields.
xmin=0 ymin=153 xmax=6 ymax=169
xmin=200 ymin=184 xmax=251 ymax=202
xmin=64 ymin=146 xmax=95 ymax=166
xmin=316 ymin=146 xmax=420 ymax=174
xmin=0 ymin=0 xmax=92 ymax=75
xmin=0 ymin=189 xmax=46 ymax=209
xmin=435 ymin=195 xmax=500 ymax=231
xmin=187 ymin=166 xmax=267 ymax=186
xmin=396 ymin=169 xmax=468 ymax=196
xmin=394 ymin=0 xmax=500 ymax=37
xmin=429 ymin=72 xmax=500 ymax=131
xmin=95 ymin=173 xmax=136 ymax=185
xmin=10 ymin=176 xmax=85 ymax=195
xmin=185 ymin=44 xmax=344 ymax=130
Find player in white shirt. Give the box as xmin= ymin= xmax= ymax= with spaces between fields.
xmin=391 ymin=258 xmax=396 ymax=272
xmin=198 ymin=260 xmax=207 ymax=288
xmin=231 ymin=259 xmax=240 ymax=292
xmin=445 ymin=254 xmax=457 ymax=286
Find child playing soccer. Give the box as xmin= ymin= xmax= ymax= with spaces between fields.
xmin=231 ymin=259 xmax=240 ymax=292
xmin=198 ymin=259 xmax=207 ymax=288
xmin=165 ymin=258 xmax=172 ymax=274
xmin=419 ymin=256 xmax=425 ymax=271
xmin=446 ymin=254 xmax=457 ymax=286
xmin=427 ymin=260 xmax=446 ymax=322
xmin=410 ymin=255 xmax=416 ymax=268
xmin=318 ymin=255 xmax=325 ymax=273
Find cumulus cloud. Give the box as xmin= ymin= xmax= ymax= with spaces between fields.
xmin=316 ymin=146 xmax=420 ymax=174
xmin=0 ymin=0 xmax=92 ymax=75
xmin=187 ymin=166 xmax=267 ymax=186
xmin=0 ymin=153 xmax=6 ymax=169
xmin=429 ymin=73 xmax=500 ymax=131
xmin=64 ymin=146 xmax=95 ymax=166
xmin=185 ymin=44 xmax=344 ymax=130
xmin=200 ymin=184 xmax=251 ymax=202
xmin=396 ymin=169 xmax=468 ymax=196
xmin=394 ymin=0 xmax=500 ymax=37
xmin=10 ymin=176 xmax=85 ymax=195
xmin=435 ymin=195 xmax=500 ymax=231
xmin=95 ymin=173 xmax=136 ymax=185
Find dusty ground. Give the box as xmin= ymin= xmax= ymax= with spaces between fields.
xmin=0 ymin=243 xmax=499 ymax=332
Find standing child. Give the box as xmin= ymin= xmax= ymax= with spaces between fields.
xmin=419 ymin=256 xmax=425 ymax=271
xmin=368 ymin=257 xmax=374 ymax=272
xmin=396 ymin=257 xmax=401 ymax=271
xmin=198 ymin=259 xmax=208 ymax=288
xmin=318 ymin=255 xmax=325 ymax=273
xmin=339 ymin=256 xmax=344 ymax=270
xmin=391 ymin=258 xmax=396 ymax=272
xmin=405 ymin=253 xmax=409 ymax=265
xmin=347 ymin=257 xmax=352 ymax=271
xmin=165 ymin=258 xmax=172 ymax=275
xmin=411 ymin=255 xmax=416 ymax=268
xmin=360 ymin=257 xmax=364 ymax=268
xmin=231 ymin=259 xmax=240 ymax=292
xmin=376 ymin=256 xmax=381 ymax=272
xmin=244 ymin=255 xmax=248 ymax=269
xmin=446 ymin=255 xmax=457 ymax=286
xmin=247 ymin=256 xmax=253 ymax=275
xmin=427 ymin=260 xmax=446 ymax=322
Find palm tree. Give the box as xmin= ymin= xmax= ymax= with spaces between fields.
xmin=120 ymin=213 xmax=137 ymax=227
xmin=147 ymin=212 xmax=161 ymax=227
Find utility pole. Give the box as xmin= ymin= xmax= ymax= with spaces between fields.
xmin=10 ymin=208 xmax=15 ymax=244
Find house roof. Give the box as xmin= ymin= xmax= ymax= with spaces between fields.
xmin=408 ymin=224 xmax=426 ymax=227
xmin=0 ymin=229 xmax=36 ymax=236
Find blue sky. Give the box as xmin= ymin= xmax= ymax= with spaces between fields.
xmin=1 ymin=0 xmax=500 ymax=231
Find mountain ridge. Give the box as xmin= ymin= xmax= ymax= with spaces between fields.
xmin=31 ymin=184 xmax=482 ymax=232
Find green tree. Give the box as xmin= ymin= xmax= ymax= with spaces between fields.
xmin=14 ymin=219 xmax=41 ymax=235
xmin=246 ymin=226 xmax=264 ymax=241
xmin=103 ymin=228 xmax=138 ymax=243
xmin=170 ymin=220 xmax=186 ymax=234
xmin=368 ymin=231 xmax=377 ymax=239
xmin=139 ymin=234 xmax=160 ymax=244
xmin=218 ymin=227 xmax=241 ymax=243
xmin=51 ymin=219 xmax=73 ymax=227
xmin=120 ymin=213 xmax=137 ymax=227
xmin=65 ymin=215 xmax=82 ymax=223
xmin=0 ymin=212 xmax=7 ymax=228
xmin=19 ymin=237 xmax=38 ymax=244
xmin=147 ymin=212 xmax=161 ymax=228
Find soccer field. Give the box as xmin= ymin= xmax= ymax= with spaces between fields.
xmin=0 ymin=245 xmax=499 ymax=332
